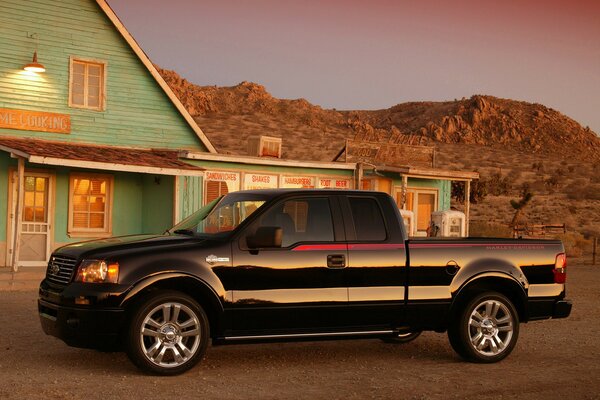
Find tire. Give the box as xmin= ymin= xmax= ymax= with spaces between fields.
xmin=381 ymin=330 xmax=422 ymax=344
xmin=126 ymin=290 xmax=209 ymax=375
xmin=448 ymin=292 xmax=519 ymax=363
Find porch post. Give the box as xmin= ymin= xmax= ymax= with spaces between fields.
xmin=464 ymin=180 xmax=471 ymax=237
xmin=401 ymin=175 xmax=408 ymax=209
xmin=12 ymin=156 xmax=25 ymax=272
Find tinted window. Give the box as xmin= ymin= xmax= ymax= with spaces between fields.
xmin=256 ymin=198 xmax=334 ymax=247
xmin=349 ymin=197 xmax=387 ymax=241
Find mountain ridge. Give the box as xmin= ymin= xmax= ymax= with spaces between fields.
xmin=158 ymin=67 xmax=600 ymax=162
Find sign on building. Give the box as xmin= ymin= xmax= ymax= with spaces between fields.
xmin=317 ymin=178 xmax=352 ymax=189
xmin=243 ymin=173 xmax=279 ymax=190
xmin=280 ymin=176 xmax=315 ymax=188
xmin=344 ymin=139 xmax=435 ymax=168
xmin=204 ymin=171 xmax=240 ymax=204
xmin=0 ymin=108 xmax=71 ymax=134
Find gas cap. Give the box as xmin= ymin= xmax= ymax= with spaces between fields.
xmin=445 ymin=260 xmax=460 ymax=275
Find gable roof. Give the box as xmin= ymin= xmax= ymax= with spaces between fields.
xmin=96 ymin=0 xmax=217 ymax=153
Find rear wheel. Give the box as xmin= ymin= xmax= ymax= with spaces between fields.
xmin=381 ymin=330 xmax=422 ymax=344
xmin=448 ymin=292 xmax=519 ymax=363
xmin=126 ymin=291 xmax=209 ymax=375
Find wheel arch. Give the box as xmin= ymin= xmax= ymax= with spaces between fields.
xmin=120 ymin=273 xmax=225 ymax=337
xmin=450 ymin=273 xmax=528 ymax=323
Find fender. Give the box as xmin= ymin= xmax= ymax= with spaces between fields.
xmin=450 ymin=257 xmax=529 ymax=295
xmin=119 ymin=272 xmax=225 ymax=313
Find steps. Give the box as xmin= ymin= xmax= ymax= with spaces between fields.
xmin=0 ymin=267 xmax=46 ymax=291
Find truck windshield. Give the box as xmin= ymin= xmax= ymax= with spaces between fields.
xmin=168 ymin=194 xmax=267 ymax=237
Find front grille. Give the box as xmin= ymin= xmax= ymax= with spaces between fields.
xmin=46 ymin=255 xmax=78 ymax=286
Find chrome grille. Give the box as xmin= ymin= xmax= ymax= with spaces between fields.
xmin=46 ymin=255 xmax=78 ymax=285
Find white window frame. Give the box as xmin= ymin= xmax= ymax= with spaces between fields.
xmin=68 ymin=56 xmax=107 ymax=111
xmin=68 ymin=173 xmax=113 ymax=238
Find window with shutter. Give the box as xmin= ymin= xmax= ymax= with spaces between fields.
xmin=68 ymin=174 xmax=113 ymax=237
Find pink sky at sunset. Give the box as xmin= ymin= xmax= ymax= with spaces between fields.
xmin=108 ymin=0 xmax=600 ymax=134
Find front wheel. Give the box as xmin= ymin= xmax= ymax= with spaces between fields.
xmin=126 ymin=291 xmax=209 ymax=375
xmin=448 ymin=292 xmax=519 ymax=363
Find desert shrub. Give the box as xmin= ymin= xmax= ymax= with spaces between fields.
xmin=582 ymin=184 xmax=600 ymax=200
xmin=566 ymin=183 xmax=600 ymax=200
xmin=486 ymin=170 xmax=511 ymax=196
xmin=452 ymin=177 xmax=488 ymax=204
xmin=470 ymin=222 xmax=513 ymax=238
xmin=555 ymin=232 xmax=591 ymax=258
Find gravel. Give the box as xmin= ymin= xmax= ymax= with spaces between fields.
xmin=1 ymin=261 xmax=598 ymax=399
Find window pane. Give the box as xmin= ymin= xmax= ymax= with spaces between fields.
xmin=34 ymin=192 xmax=45 ymax=207
xmin=88 ymin=86 xmax=100 ymax=96
xmin=35 ymin=178 xmax=46 ymax=191
xmin=349 ymin=197 xmax=387 ymax=241
xmin=73 ymin=195 xmax=89 ymax=212
xmin=257 ymin=198 xmax=334 ymax=247
xmin=24 ymin=191 xmax=34 ymax=207
xmin=73 ymin=212 xmax=89 ymax=228
xmin=90 ymin=179 xmax=105 ymax=195
xmin=72 ymin=83 xmax=85 ymax=95
xmin=87 ymin=96 xmax=99 ymax=108
xmin=72 ymin=93 xmax=85 ymax=105
xmin=73 ymin=179 xmax=90 ymax=195
xmin=72 ymin=73 xmax=85 ymax=87
xmin=25 ymin=177 xmax=35 ymax=191
xmin=73 ymin=62 xmax=85 ymax=74
xmin=34 ymin=207 xmax=45 ymax=222
xmin=88 ymin=65 xmax=101 ymax=76
xmin=23 ymin=207 xmax=34 ymax=222
xmin=89 ymin=213 xmax=105 ymax=229
xmin=88 ymin=74 xmax=100 ymax=86
xmin=89 ymin=196 xmax=105 ymax=212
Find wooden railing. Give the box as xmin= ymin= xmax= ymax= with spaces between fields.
xmin=513 ymin=224 xmax=566 ymax=238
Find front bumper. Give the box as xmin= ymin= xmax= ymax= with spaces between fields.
xmin=38 ymin=298 xmax=126 ymax=350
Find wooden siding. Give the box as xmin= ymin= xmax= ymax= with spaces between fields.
xmin=179 ymin=176 xmax=203 ymax=220
xmin=0 ymin=0 xmax=207 ymax=151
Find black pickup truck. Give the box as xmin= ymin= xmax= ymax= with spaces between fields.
xmin=39 ymin=189 xmax=571 ymax=375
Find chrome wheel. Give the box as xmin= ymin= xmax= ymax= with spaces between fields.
xmin=468 ymin=299 xmax=514 ymax=357
xmin=140 ymin=302 xmax=202 ymax=369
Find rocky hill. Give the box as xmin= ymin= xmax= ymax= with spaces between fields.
xmin=159 ymin=67 xmax=600 ymax=250
xmin=158 ymin=67 xmax=600 ymax=161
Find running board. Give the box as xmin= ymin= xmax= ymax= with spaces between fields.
xmin=221 ymin=329 xmax=395 ymax=341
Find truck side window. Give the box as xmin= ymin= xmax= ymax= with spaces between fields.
xmin=348 ymin=197 xmax=387 ymax=241
xmin=257 ymin=198 xmax=334 ymax=247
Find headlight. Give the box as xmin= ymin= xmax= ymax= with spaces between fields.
xmin=75 ymin=260 xmax=119 ymax=283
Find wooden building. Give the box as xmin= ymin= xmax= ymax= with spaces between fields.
xmin=0 ymin=0 xmax=478 ymax=272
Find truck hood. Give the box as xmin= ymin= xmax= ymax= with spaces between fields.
xmin=54 ymin=234 xmax=208 ymax=260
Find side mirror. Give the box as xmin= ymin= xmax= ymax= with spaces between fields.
xmin=247 ymin=226 xmax=282 ymax=249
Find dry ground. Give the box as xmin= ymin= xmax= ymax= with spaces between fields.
xmin=1 ymin=260 xmax=598 ymax=400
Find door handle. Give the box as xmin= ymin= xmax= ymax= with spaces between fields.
xmin=327 ymin=254 xmax=346 ymax=269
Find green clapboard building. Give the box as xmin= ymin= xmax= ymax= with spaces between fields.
xmin=0 ymin=0 xmax=216 ymax=269
xmin=0 ymin=0 xmax=477 ymax=272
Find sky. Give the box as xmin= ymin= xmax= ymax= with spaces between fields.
xmin=108 ymin=0 xmax=600 ymax=134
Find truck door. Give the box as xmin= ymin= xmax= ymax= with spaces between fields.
xmin=342 ymin=195 xmax=408 ymax=329
xmin=228 ymin=195 xmax=348 ymax=334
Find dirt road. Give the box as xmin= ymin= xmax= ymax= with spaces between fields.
xmin=1 ymin=262 xmax=598 ymax=400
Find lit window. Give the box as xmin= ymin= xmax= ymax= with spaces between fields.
xmin=68 ymin=174 xmax=113 ymax=236
xmin=69 ymin=57 xmax=106 ymax=110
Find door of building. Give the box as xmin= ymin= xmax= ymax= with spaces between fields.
xmin=8 ymin=171 xmax=54 ymax=267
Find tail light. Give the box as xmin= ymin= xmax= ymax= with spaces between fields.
xmin=553 ymin=253 xmax=567 ymax=283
